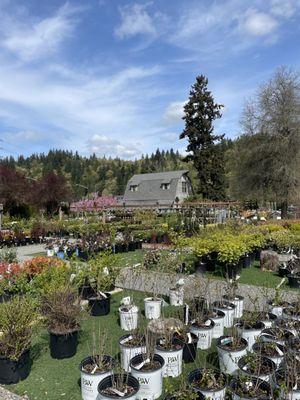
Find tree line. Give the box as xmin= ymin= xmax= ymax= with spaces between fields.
xmin=1 ymin=66 xmax=299 ymax=218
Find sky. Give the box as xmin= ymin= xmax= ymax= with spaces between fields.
xmin=0 ymin=0 xmax=300 ymax=159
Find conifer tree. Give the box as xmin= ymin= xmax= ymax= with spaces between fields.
xmin=180 ymin=75 xmax=225 ymax=200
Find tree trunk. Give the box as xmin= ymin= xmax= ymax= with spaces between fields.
xmin=281 ymin=200 xmax=288 ymax=219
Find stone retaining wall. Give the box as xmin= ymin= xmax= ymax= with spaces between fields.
xmin=0 ymin=387 xmax=27 ymax=400
xmin=116 ymin=267 xmax=299 ymax=310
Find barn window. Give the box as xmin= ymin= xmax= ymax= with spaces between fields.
xmin=161 ymin=183 xmax=170 ymax=190
xmin=182 ymin=182 xmax=187 ymax=193
xmin=130 ymin=185 xmax=138 ymax=192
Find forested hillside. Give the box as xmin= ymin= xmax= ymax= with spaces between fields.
xmin=0 ymin=148 xmax=195 ymax=197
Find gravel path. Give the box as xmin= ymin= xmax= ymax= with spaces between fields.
xmin=116 ymin=267 xmax=299 ymax=310
xmin=16 ymin=244 xmax=46 ymax=263
xmin=0 ymin=387 xmax=28 ymax=400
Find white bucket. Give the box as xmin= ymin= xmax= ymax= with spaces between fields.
xmin=155 ymin=344 xmax=183 ymax=377
xmin=268 ymin=304 xmax=283 ymax=317
xmin=209 ymin=311 xmax=226 ymax=339
xmin=190 ymin=320 xmax=215 ymax=350
xmin=217 ymin=337 xmax=248 ymax=375
xmin=119 ymin=335 xmax=146 ymax=372
xmin=130 ymin=354 xmax=164 ymax=400
xmin=169 ymin=289 xmax=184 ymax=306
xmin=237 ymin=322 xmax=264 ymax=350
xmin=144 ymin=298 xmax=162 ymax=320
xmin=47 ymin=249 xmax=54 ymax=257
xmin=223 ymin=296 xmax=244 ymax=318
xmin=214 ymin=303 xmax=235 ymax=328
xmin=80 ymin=356 xmax=112 ymax=400
xmin=119 ymin=306 xmax=139 ymax=331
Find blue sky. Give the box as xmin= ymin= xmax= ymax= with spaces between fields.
xmin=0 ymin=0 xmax=300 ymax=159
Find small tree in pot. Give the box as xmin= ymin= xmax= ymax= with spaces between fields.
xmin=80 ymin=325 xmax=114 ymax=400
xmin=87 ymin=252 xmax=117 ymax=317
xmin=0 ymin=296 xmax=37 ymax=384
xmin=97 ymin=371 xmax=140 ymax=400
xmin=217 ymin=333 xmax=248 ymax=375
xmin=238 ymin=353 xmax=276 ymax=383
xmin=41 ymin=286 xmax=84 ymax=359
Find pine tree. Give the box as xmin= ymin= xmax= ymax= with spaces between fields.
xmin=180 ymin=75 xmax=225 ymax=200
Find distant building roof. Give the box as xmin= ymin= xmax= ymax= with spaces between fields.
xmin=123 ymin=170 xmax=190 ymax=206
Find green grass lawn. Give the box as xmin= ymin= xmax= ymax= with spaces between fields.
xmin=7 ymin=290 xmax=217 ymax=400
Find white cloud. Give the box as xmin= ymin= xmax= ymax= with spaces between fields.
xmin=243 ymin=9 xmax=278 ymax=36
xmin=88 ymin=134 xmax=140 ymax=158
xmin=270 ymin=0 xmax=298 ymax=18
xmin=115 ymin=3 xmax=156 ymax=39
xmin=1 ymin=3 xmax=80 ymax=61
xmin=163 ymin=101 xmax=185 ymax=124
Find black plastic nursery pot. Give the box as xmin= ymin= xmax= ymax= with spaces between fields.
xmin=98 ymin=374 xmax=139 ymax=399
xmin=78 ymin=284 xmax=95 ymax=300
xmin=0 ymin=350 xmax=31 ymax=384
xmin=225 ymin=263 xmax=242 ymax=279
xmin=288 ymin=274 xmax=300 ymax=288
xmin=278 ymin=265 xmax=291 ymax=277
xmin=49 ymin=331 xmax=78 ymax=359
xmin=230 ymin=377 xmax=272 ymax=399
xmin=175 ymin=332 xmax=198 ymax=363
xmin=241 ymin=253 xmax=251 ymax=268
xmin=188 ymin=368 xmax=226 ymax=397
xmin=89 ymin=293 xmax=111 ymax=316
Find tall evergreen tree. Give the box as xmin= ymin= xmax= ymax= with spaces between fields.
xmin=180 ymin=75 xmax=225 ymax=200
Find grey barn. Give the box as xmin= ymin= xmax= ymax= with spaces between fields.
xmin=122 ymin=170 xmax=193 ymax=207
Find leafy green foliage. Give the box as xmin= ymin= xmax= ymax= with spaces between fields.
xmin=0 ymin=296 xmax=38 ymax=360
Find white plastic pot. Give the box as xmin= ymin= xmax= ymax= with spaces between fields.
xmin=268 ymin=304 xmax=283 ymax=317
xmin=169 ymin=289 xmax=184 ymax=306
xmin=213 ymin=302 xmax=235 ymax=328
xmin=236 ymin=322 xmax=264 ymax=350
xmin=130 ymin=354 xmax=164 ymax=400
xmin=238 ymin=356 xmax=276 ymax=383
xmin=47 ymin=249 xmax=54 ymax=257
xmin=119 ymin=335 xmax=146 ymax=372
xmin=190 ymin=319 xmax=215 ymax=349
xmin=119 ymin=306 xmax=139 ymax=331
xmin=144 ymin=298 xmax=162 ymax=320
xmin=223 ymin=295 xmax=244 ymax=318
xmin=208 ymin=310 xmax=226 ymax=339
xmin=253 ymin=343 xmax=285 ymax=369
xmin=155 ymin=343 xmax=183 ymax=377
xmin=80 ymin=356 xmax=113 ymax=400
xmin=217 ymin=337 xmax=248 ymax=375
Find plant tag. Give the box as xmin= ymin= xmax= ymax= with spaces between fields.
xmin=91 ymin=365 xmax=98 ymax=374
xmin=99 ymin=291 xmax=107 ymax=298
xmin=110 ymin=388 xmax=126 ymax=397
xmin=121 ymin=296 xmax=131 ymax=306
xmin=159 ymin=338 xmax=165 ymax=345
xmin=275 ymin=346 xmax=284 ymax=356
xmin=245 ymin=381 xmax=253 ymax=390
xmin=205 ymin=319 xmax=211 ymax=326
xmin=221 ymin=338 xmax=231 ymax=345
xmin=187 ymin=333 xmax=192 ymax=343
xmin=120 ymin=335 xmax=133 ymax=344
xmin=135 ymin=358 xmax=150 ymax=370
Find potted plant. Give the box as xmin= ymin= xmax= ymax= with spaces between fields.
xmin=238 ymin=353 xmax=276 ymax=383
xmin=155 ymin=329 xmax=184 ymax=378
xmin=119 ymin=333 xmax=146 ymax=372
xmin=257 ymin=311 xmax=277 ymax=329
xmin=230 ymin=376 xmax=273 ymax=399
xmin=236 ymin=311 xmax=265 ymax=350
xmin=204 ymin=308 xmax=226 ymax=339
xmin=80 ymin=327 xmax=114 ymax=400
xmin=223 ymin=277 xmax=244 ymax=318
xmin=213 ymin=300 xmax=236 ymax=328
xmin=190 ymin=315 xmax=215 ymax=350
xmin=188 ymin=368 xmax=226 ymax=400
xmin=87 ymin=252 xmax=116 ymax=317
xmin=119 ymin=296 xmax=139 ymax=331
xmin=252 ymin=341 xmax=285 ymax=368
xmin=41 ymin=287 xmax=83 ymax=359
xmin=0 ymin=296 xmax=37 ymax=384
xmin=164 ymin=377 xmax=198 ymax=399
xmin=275 ymin=363 xmax=300 ymax=399
xmin=217 ymin=335 xmax=248 ymax=375
xmin=130 ymin=331 xmax=165 ymax=400
xmin=97 ymin=373 xmax=140 ymax=400
xmin=260 ymin=327 xmax=295 ymax=346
